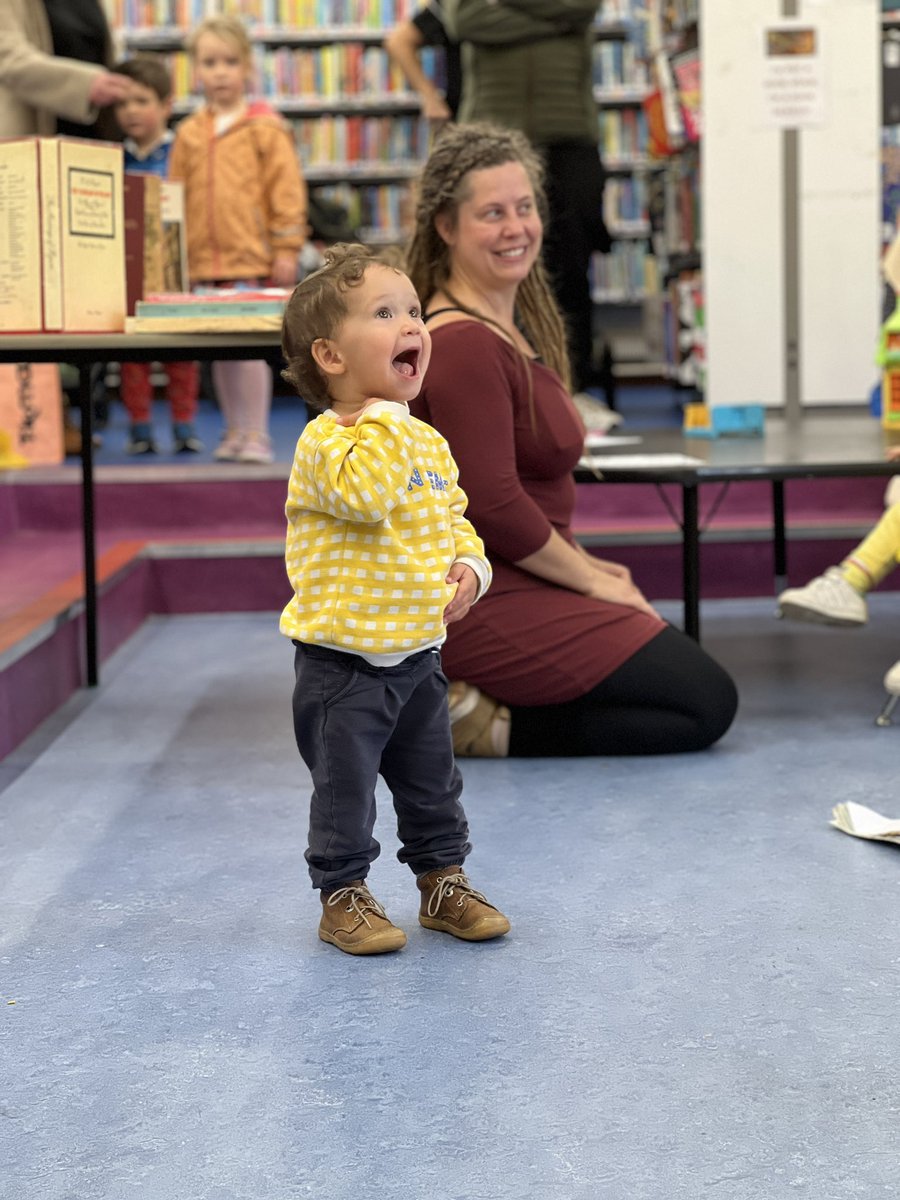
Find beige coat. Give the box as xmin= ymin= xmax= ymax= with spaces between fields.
xmin=0 ymin=0 xmax=106 ymax=138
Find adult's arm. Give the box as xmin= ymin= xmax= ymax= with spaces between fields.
xmin=0 ymin=7 xmax=102 ymax=126
xmin=384 ymin=17 xmax=452 ymax=121
xmin=444 ymin=0 xmax=598 ymax=45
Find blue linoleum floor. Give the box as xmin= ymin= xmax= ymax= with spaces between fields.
xmin=3 ymin=596 xmax=900 ymax=1198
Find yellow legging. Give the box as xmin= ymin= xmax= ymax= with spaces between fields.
xmin=843 ymin=503 xmax=900 ymax=591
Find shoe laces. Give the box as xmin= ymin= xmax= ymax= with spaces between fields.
xmin=325 ymin=883 xmax=387 ymax=928
xmin=425 ymin=871 xmax=489 ymax=918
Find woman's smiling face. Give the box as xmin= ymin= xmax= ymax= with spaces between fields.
xmin=437 ymin=161 xmax=543 ymax=292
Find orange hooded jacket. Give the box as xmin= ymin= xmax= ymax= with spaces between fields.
xmin=169 ymin=100 xmax=308 ymax=283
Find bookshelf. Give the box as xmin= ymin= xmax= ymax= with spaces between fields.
xmin=109 ymin=1 xmax=673 ymax=372
xmin=112 ymin=1 xmax=430 ymax=245
xmin=112 ymin=2 xmax=662 ymax=266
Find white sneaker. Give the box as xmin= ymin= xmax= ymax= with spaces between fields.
xmin=571 ymin=391 xmax=623 ymax=433
xmin=237 ymin=432 xmax=274 ymax=464
xmin=213 ymin=430 xmax=245 ymax=461
xmin=777 ymin=566 xmax=868 ymax=627
xmin=884 ymin=659 xmax=900 ymax=695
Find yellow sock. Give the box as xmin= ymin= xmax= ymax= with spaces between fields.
xmin=841 ymin=560 xmax=871 ymax=594
xmin=840 ymin=503 xmax=900 ymax=593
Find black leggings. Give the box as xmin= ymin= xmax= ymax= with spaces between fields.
xmin=507 ymin=625 xmax=738 ymax=757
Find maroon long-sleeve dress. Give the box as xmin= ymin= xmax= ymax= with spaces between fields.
xmin=410 ymin=320 xmax=665 ymax=707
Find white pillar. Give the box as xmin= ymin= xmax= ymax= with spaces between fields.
xmin=702 ymin=0 xmax=880 ymax=408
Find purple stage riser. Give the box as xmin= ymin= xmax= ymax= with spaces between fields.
xmin=2 ymin=476 xmax=891 ymax=538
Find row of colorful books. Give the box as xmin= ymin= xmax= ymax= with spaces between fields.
xmin=114 ymin=0 xmax=644 ymax=33
xmin=592 ymin=40 xmax=651 ymax=92
xmin=113 ymin=0 xmax=416 ymax=28
xmin=589 ymin=241 xmax=659 ymax=301
xmin=603 ymin=177 xmax=650 ymax=227
xmin=599 ymin=108 xmax=649 ymax=161
xmin=147 ymin=44 xmax=438 ymax=101
xmin=292 ymin=114 xmax=429 ymax=167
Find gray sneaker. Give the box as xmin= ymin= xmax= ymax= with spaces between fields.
xmin=777 ymin=566 xmax=868 ymax=627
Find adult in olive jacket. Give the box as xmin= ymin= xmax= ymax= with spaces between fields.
xmin=0 ymin=0 xmax=128 ymax=139
xmin=443 ymin=0 xmax=612 ymax=400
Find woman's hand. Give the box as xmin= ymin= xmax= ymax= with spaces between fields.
xmin=581 ymin=569 xmax=661 ymax=619
xmin=585 ymin=555 xmax=633 ymax=583
xmin=887 ymin=445 xmax=900 ymax=462
xmin=444 ymin=563 xmax=478 ymax=624
xmin=517 ymin=528 xmax=662 ymax=618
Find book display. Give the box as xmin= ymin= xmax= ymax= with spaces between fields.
xmin=123 ymin=172 xmax=165 ymax=315
xmin=0 ymin=137 xmax=126 ymax=335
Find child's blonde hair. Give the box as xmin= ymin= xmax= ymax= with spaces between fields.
xmin=282 ymin=243 xmax=398 ymax=412
xmin=186 ymin=14 xmax=253 ymax=62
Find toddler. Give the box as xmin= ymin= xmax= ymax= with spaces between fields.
xmin=169 ymin=15 xmax=307 ymax=464
xmin=113 ymin=56 xmax=201 ymax=455
xmin=279 ymin=243 xmax=510 ymax=955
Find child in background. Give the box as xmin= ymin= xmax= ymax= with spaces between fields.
xmin=113 ymin=56 xmax=202 ymax=455
xmin=777 ymin=447 xmax=900 ymax=627
xmin=279 ymin=243 xmax=510 ymax=955
xmin=169 ymin=15 xmax=307 ymax=464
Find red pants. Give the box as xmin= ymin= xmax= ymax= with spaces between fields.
xmin=120 ymin=361 xmax=199 ymax=424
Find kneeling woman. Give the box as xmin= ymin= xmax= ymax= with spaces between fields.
xmin=406 ymin=122 xmax=738 ymax=757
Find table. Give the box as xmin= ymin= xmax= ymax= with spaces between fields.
xmin=575 ymin=411 xmax=900 ymax=641
xmin=0 ymin=332 xmax=283 ymax=686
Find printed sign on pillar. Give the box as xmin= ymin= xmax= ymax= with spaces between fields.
xmin=759 ymin=20 xmax=826 ymax=129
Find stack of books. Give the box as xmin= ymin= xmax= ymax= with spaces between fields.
xmin=125 ymin=290 xmax=292 ymax=334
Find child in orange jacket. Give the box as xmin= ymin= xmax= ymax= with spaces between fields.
xmin=169 ymin=14 xmax=307 ymax=463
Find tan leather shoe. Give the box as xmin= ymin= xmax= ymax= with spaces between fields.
xmin=319 ymin=881 xmax=407 ymax=955
xmin=417 ymin=866 xmax=510 ymax=941
xmin=447 ymin=682 xmax=510 ymax=757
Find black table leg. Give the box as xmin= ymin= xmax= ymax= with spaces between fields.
xmin=682 ymin=483 xmax=700 ymax=641
xmin=78 ymin=364 xmax=98 ymax=687
xmin=772 ymin=479 xmax=787 ymax=586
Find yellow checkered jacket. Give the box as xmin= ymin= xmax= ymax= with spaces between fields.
xmin=280 ymin=403 xmax=490 ymax=657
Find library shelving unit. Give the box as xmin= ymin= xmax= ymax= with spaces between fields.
xmin=631 ymin=0 xmax=703 ymax=390
xmin=109 ymin=0 xmax=672 ymax=372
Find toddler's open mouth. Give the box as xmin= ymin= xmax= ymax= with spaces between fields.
xmin=392 ymin=348 xmax=420 ymax=378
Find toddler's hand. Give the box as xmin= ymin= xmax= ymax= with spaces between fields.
xmin=271 ymin=252 xmax=298 ymax=288
xmin=331 ymin=398 xmax=389 ymax=427
xmin=887 ymin=445 xmax=900 ymax=462
xmin=444 ymin=563 xmax=478 ymax=624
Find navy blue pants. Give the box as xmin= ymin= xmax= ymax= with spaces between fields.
xmin=292 ymin=643 xmax=471 ymax=891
